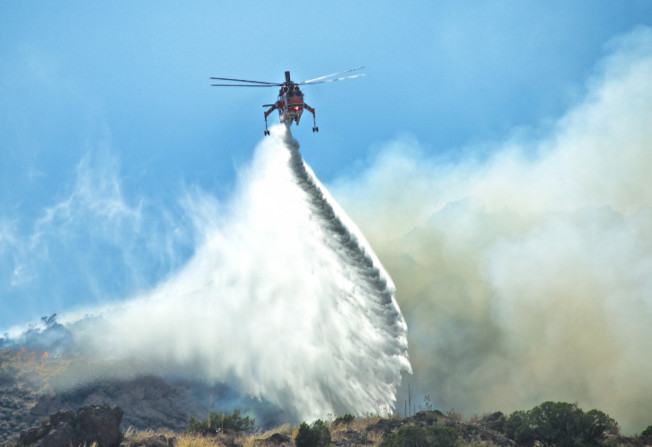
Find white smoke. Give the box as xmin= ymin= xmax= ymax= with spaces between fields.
xmin=63 ymin=125 xmax=410 ymax=421
xmin=330 ymin=27 xmax=652 ymax=433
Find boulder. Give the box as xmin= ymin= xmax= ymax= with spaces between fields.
xmin=18 ymin=404 xmax=123 ymax=447
xmin=75 ymin=405 xmax=123 ymax=447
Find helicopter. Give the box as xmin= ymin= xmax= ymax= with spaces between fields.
xmin=210 ymin=67 xmax=364 ymax=136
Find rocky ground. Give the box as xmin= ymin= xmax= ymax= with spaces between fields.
xmin=0 ymin=384 xmax=38 ymax=439
xmin=0 ymin=348 xmax=289 ymax=444
xmin=8 ymin=406 xmax=652 ymax=447
xmin=2 ymin=348 xmax=652 ymax=446
xmin=0 ymin=349 xmax=214 ymax=443
xmin=15 ymin=404 xmax=124 ymax=447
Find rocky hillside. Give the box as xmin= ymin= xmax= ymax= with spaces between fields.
xmin=0 ymin=348 xmax=286 ymax=443
xmin=9 ymin=406 xmax=652 ymax=447
xmin=16 ymin=404 xmax=124 ymax=447
xmin=2 ymin=348 xmax=652 ymax=446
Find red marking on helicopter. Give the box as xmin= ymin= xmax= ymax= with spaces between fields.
xmin=210 ymin=67 xmax=364 ymax=136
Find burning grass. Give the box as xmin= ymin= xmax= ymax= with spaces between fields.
xmin=0 ymin=349 xmax=72 ymax=393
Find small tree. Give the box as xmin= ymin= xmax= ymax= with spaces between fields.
xmin=333 ymin=414 xmax=355 ymax=426
xmin=503 ymin=401 xmax=618 ymax=447
xmin=188 ymin=415 xmax=209 ymax=435
xmin=503 ymin=410 xmax=536 ymax=445
xmin=295 ymin=420 xmax=331 ymax=447
xmin=41 ymin=314 xmax=58 ymax=327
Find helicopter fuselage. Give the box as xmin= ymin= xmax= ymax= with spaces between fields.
xmin=263 ymin=72 xmax=317 ymax=134
xmin=276 ymin=84 xmax=307 ymax=125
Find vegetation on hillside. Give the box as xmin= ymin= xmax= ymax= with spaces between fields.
xmin=187 ymin=409 xmax=255 ymax=436
xmin=0 ymin=366 xmax=17 ymax=387
xmin=379 ymin=425 xmax=459 ymax=447
xmin=2 ymin=346 xmax=651 ymax=447
xmin=503 ymin=401 xmax=619 ymax=446
xmin=295 ymin=419 xmax=330 ymax=447
xmin=170 ymin=401 xmax=652 ymax=447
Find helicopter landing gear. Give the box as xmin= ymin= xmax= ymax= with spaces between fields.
xmin=310 ymin=108 xmax=318 ymax=133
xmin=264 ymin=117 xmax=270 ymax=136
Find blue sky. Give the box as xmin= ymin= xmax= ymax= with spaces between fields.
xmin=0 ymin=1 xmax=650 ymax=331
xmin=4 ymin=1 xmax=651 ymax=193
xmin=1 ymin=0 xmax=650 ymax=325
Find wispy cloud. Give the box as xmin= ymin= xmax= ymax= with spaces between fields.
xmin=1 ymin=141 xmax=191 ymax=330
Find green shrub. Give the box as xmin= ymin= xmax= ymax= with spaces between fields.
xmin=641 ymin=425 xmax=652 ymax=439
xmin=295 ymin=420 xmax=331 ymax=447
xmin=503 ymin=401 xmax=618 ymax=447
xmin=380 ymin=425 xmax=429 ymax=447
xmin=187 ymin=409 xmax=255 ymax=435
xmin=428 ymin=426 xmax=460 ymax=447
xmin=379 ymin=425 xmax=459 ymax=447
xmin=333 ymin=414 xmax=355 ymax=426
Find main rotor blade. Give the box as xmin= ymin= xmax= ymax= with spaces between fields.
xmin=209 ymin=76 xmax=280 ymax=85
xmin=298 ymin=73 xmax=365 ymax=85
xmin=302 ymin=66 xmax=364 ymax=84
xmin=211 ymin=84 xmax=279 ymax=87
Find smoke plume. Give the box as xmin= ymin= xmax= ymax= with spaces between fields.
xmin=330 ymin=27 xmax=652 ymax=433
xmin=57 ymin=126 xmax=410 ymax=421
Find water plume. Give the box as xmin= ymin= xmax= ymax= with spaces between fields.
xmin=59 ymin=125 xmax=410 ymax=421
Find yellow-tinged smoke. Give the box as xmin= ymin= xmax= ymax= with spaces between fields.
xmin=331 ymin=27 xmax=652 ymax=433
